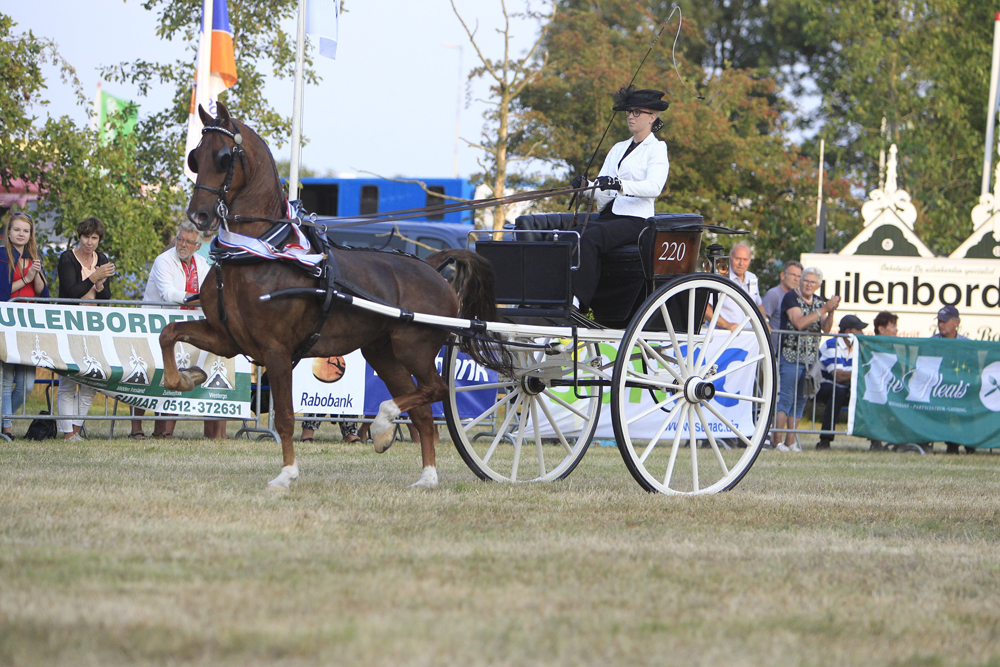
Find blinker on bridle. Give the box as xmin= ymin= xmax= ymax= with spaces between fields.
xmin=191 ymin=121 xmax=247 ymax=230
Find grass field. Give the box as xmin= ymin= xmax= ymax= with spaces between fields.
xmin=2 ymin=423 xmax=999 ymax=666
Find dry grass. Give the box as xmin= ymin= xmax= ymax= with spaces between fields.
xmin=1 ymin=430 xmax=1000 ymax=666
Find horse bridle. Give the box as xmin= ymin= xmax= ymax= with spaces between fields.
xmin=191 ymin=121 xmax=248 ymax=230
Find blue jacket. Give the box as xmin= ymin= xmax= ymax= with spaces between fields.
xmin=0 ymin=246 xmax=51 ymax=302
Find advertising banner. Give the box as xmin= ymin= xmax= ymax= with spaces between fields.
xmin=293 ymin=348 xmax=499 ymax=419
xmin=0 ymin=302 xmax=252 ymax=418
xmin=801 ymin=253 xmax=1000 ymax=340
xmin=849 ymin=335 xmax=1000 ymax=448
xmin=539 ymin=334 xmax=760 ymax=439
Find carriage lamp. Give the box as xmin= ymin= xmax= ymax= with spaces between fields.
xmin=706 ymin=243 xmax=728 ymax=275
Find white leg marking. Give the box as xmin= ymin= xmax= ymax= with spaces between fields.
xmin=409 ymin=466 xmax=439 ymax=489
xmin=267 ymin=463 xmax=300 ymax=491
xmin=372 ymin=399 xmax=401 ymax=454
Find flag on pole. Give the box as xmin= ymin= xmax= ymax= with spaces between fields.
xmin=95 ymin=87 xmax=138 ymax=145
xmin=184 ymin=0 xmax=238 ymax=181
xmin=306 ymin=0 xmax=339 ymax=59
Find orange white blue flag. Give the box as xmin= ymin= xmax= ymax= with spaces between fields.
xmin=184 ymin=0 xmax=237 ymax=182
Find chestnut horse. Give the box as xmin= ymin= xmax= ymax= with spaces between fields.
xmin=164 ymin=103 xmax=495 ymax=490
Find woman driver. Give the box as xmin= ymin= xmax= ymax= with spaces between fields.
xmin=571 ymin=85 xmax=670 ymax=310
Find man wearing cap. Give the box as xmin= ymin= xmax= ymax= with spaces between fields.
xmin=815 ymin=314 xmax=867 ymax=450
xmin=570 ymin=85 xmax=670 ymax=311
xmin=932 ymin=305 xmax=968 ymax=340
xmin=932 ymin=306 xmax=972 ymax=454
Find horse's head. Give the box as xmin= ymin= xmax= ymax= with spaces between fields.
xmin=186 ymin=102 xmax=259 ymax=233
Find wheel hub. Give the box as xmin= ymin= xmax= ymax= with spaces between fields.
xmin=521 ymin=374 xmax=546 ymax=395
xmin=683 ymin=376 xmax=716 ymax=403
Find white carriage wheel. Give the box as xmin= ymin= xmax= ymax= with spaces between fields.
xmin=611 ymin=274 xmax=776 ymax=495
xmin=443 ymin=336 xmax=606 ymax=482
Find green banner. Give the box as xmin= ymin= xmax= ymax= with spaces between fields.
xmin=97 ymin=90 xmax=137 ymax=144
xmin=849 ymin=335 xmax=1000 ymax=448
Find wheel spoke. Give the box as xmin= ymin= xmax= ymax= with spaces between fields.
xmin=639 ymin=399 xmax=685 ymax=464
xmin=695 ymin=403 xmax=730 ymax=477
xmin=659 ymin=302 xmax=688 ymax=376
xmin=713 ymin=391 xmax=767 ymax=404
xmin=482 ymin=393 xmax=523 ymax=465
xmin=688 ymin=405 xmax=699 ymax=492
xmin=702 ymin=326 xmax=748 ymax=372
xmin=662 ymin=404 xmax=690 ymax=489
xmin=530 ymin=396 xmax=545 ymax=478
xmin=540 ymin=387 xmax=593 ymax=421
xmin=637 ymin=339 xmax=683 ymax=383
xmin=703 ymin=399 xmax=755 ymax=449
xmin=707 ymin=354 xmax=765 ymax=381
xmin=510 ymin=398 xmax=528 ymax=481
xmin=686 ymin=285 xmax=697 ymax=370
xmin=627 ymin=391 xmax=683 ymax=425
xmin=454 ymin=380 xmax=514 ymax=393
xmin=462 ymin=389 xmax=518 ymax=432
xmin=536 ymin=394 xmax=574 ymax=455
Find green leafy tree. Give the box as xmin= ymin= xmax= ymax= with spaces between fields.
xmin=787 ymin=0 xmax=995 ymax=255
xmin=517 ymin=0 xmax=858 ymax=280
xmin=1 ymin=14 xmax=177 ymax=297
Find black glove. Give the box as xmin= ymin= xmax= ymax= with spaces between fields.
xmin=571 ymin=175 xmax=587 ymax=189
xmin=595 ymin=176 xmax=622 ymax=191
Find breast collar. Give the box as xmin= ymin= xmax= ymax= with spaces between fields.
xmin=210 ymin=222 xmax=325 ymax=276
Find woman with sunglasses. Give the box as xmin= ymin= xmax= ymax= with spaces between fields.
xmin=1 ymin=211 xmax=50 ymax=439
xmin=55 ymin=217 xmax=115 ymax=441
xmin=570 ymin=85 xmax=670 ymax=311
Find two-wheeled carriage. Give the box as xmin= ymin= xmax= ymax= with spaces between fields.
xmin=438 ymin=212 xmax=776 ymax=495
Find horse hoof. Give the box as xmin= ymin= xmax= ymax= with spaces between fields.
xmin=372 ymin=430 xmax=393 ymax=454
xmin=267 ymin=482 xmax=290 ymax=493
xmin=182 ymin=366 xmax=208 ymax=388
xmin=267 ymin=464 xmax=299 ymax=490
xmin=409 ymin=466 xmax=439 ymax=489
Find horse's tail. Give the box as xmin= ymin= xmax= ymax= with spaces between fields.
xmin=428 ymin=249 xmax=515 ymax=377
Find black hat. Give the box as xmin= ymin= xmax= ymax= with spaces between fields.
xmin=937 ymin=305 xmax=960 ymax=321
xmin=612 ymin=85 xmax=669 ymax=112
xmin=839 ymin=314 xmax=868 ymax=331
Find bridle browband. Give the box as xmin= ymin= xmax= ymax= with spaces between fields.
xmin=192 ymin=120 xmax=248 ymax=230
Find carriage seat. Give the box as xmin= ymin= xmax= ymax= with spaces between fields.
xmin=512 ymin=212 xmax=597 ymax=241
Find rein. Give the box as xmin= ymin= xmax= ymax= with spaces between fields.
xmin=193 ymin=122 xmax=248 ymax=229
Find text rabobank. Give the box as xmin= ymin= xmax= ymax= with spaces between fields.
xmin=300 ymin=393 xmax=354 ymax=408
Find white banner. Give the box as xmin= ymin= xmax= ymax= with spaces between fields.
xmin=0 ymin=302 xmax=252 ymax=418
xmin=292 ymin=350 xmax=367 ymax=414
xmin=540 ymin=334 xmax=759 ymax=439
xmin=802 ymin=253 xmax=1000 ymax=340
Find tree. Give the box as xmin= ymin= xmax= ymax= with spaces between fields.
xmin=1 ymin=14 xmax=178 ymax=297
xmin=790 ymin=0 xmax=994 ymax=255
xmin=451 ymin=0 xmax=555 ymax=229
xmin=516 ymin=0 xmax=858 ymax=279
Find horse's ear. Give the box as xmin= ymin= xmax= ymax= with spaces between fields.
xmin=198 ymin=104 xmax=213 ymax=126
xmin=187 ymin=149 xmax=199 ymax=174
xmin=216 ymin=101 xmax=231 ymax=123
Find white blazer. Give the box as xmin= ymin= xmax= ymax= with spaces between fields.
xmin=587 ymin=134 xmax=669 ymax=219
xmin=143 ymin=247 xmax=210 ymax=304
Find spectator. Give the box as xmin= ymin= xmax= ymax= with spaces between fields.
xmin=300 ymin=419 xmax=361 ymax=443
xmin=1 ymin=212 xmax=50 ymax=439
xmin=710 ymin=241 xmax=763 ymax=331
xmin=815 ymin=315 xmax=867 ymax=450
xmin=873 ymin=310 xmax=898 ymax=336
xmin=131 ymin=222 xmax=217 ymax=439
xmin=761 ymin=260 xmax=802 ymax=350
xmin=932 ymin=305 xmax=972 ymax=454
xmin=772 ymin=267 xmax=840 ymax=452
xmin=56 ymin=217 xmax=115 ymax=441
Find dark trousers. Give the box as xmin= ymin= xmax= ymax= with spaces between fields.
xmin=816 ymin=382 xmax=850 ymax=442
xmin=573 ymin=214 xmax=647 ymax=309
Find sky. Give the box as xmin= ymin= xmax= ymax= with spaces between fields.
xmin=9 ymin=0 xmax=544 ymax=180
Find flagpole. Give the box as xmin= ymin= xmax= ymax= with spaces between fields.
xmin=196 ymin=0 xmax=213 ymax=115
xmin=289 ymin=0 xmax=307 ymax=201
xmin=982 ymin=12 xmax=1000 ymax=196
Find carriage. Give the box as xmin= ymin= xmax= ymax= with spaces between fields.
xmin=437 ymin=212 xmax=776 ymax=495
xmin=177 ymin=103 xmax=776 ymax=495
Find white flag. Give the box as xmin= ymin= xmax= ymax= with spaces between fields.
xmin=306 ymin=0 xmax=339 ymax=59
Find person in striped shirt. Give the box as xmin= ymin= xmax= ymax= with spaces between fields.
xmin=815 ymin=314 xmax=867 ymax=450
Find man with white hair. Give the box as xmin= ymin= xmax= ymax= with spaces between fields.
xmin=132 ymin=222 xmax=217 ymax=439
xmin=713 ymin=241 xmax=762 ymax=331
